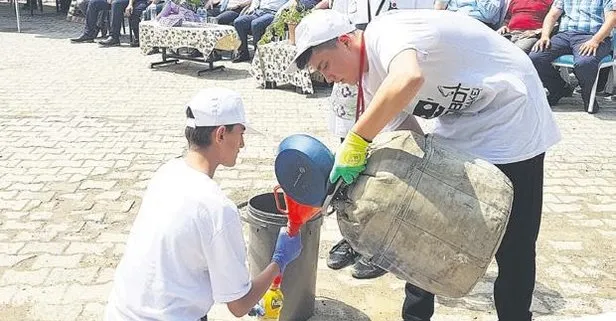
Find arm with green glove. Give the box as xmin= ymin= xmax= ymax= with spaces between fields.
xmin=329 ymin=49 xmax=425 ymax=185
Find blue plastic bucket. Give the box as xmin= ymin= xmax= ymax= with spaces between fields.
xmin=274 ymin=134 xmax=334 ymax=207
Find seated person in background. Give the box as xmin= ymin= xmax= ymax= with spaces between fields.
xmin=434 ymin=0 xmax=504 ymax=29
xmin=214 ymin=0 xmax=253 ymax=25
xmin=232 ymin=0 xmax=288 ymax=62
xmin=77 ymin=0 xmax=109 ymax=37
xmin=296 ymin=0 xmax=321 ymax=8
xmin=143 ymin=0 xmax=167 ymax=20
xmin=71 ymin=0 xmax=148 ymax=47
xmin=529 ymin=0 xmax=616 ymax=111
xmin=497 ymin=0 xmax=553 ymax=53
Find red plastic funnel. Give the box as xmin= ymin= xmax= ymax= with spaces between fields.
xmin=274 ymin=185 xmax=321 ymax=237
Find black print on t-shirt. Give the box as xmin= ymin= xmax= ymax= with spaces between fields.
xmin=413 ymin=99 xmax=446 ymax=119
xmin=412 ymin=83 xmax=483 ymax=119
xmin=341 ymin=86 xmax=353 ymax=98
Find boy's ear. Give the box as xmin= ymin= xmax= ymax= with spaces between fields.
xmin=214 ymin=126 xmax=226 ymax=142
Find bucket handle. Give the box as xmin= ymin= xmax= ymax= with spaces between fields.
xmin=273 ymin=185 xmax=289 ymax=214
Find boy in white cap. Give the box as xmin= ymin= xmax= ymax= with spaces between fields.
xmin=104 ymin=88 xmax=302 ymax=321
xmin=289 ymin=9 xmax=560 ymax=321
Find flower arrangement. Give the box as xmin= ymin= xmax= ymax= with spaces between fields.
xmin=259 ymin=1 xmax=312 ymax=45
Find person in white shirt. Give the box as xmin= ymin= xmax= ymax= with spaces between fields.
xmin=104 ymin=88 xmax=302 ymax=321
xmin=319 ymin=0 xmax=435 ymax=280
xmin=288 ymin=9 xmax=560 ymax=321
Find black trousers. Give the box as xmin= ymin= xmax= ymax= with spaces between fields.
xmin=402 ymin=153 xmax=545 ymax=321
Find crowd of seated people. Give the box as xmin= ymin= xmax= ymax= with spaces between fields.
xmin=68 ymin=0 xmax=615 ymax=113
xmin=70 ymin=0 xmax=150 ymax=47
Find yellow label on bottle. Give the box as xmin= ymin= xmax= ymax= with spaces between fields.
xmin=261 ymin=288 xmax=283 ymax=320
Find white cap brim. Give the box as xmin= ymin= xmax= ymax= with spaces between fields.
xmin=286 ymin=10 xmax=356 ymax=74
xmin=186 ymin=118 xmax=262 ymax=135
xmin=243 ymin=122 xmax=263 ymax=136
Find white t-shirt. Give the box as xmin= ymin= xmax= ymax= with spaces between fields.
xmin=363 ymin=10 xmax=561 ymax=164
xmin=105 ymin=158 xmax=251 ymax=321
xmin=327 ymin=1 xmax=434 ymax=139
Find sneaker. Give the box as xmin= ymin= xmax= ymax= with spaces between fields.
xmin=547 ymin=85 xmax=574 ymax=106
xmin=327 ymin=239 xmax=359 ymax=270
xmin=351 ymin=257 xmax=387 ymax=279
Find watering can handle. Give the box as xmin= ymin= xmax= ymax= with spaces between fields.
xmin=273 ymin=185 xmax=289 ymax=214
xmin=321 ymin=180 xmax=343 ymax=216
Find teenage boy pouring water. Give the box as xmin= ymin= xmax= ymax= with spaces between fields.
xmin=288 ymin=9 xmax=560 ymax=321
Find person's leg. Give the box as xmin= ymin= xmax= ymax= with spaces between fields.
xmin=514 ymin=36 xmax=539 ymax=54
xmin=250 ymin=12 xmax=274 ymax=47
xmin=401 ymin=283 xmax=435 ymax=321
xmin=77 ymin=0 xmax=89 ymax=15
xmin=129 ymin=1 xmax=148 ymax=43
xmin=528 ymin=31 xmax=574 ymax=104
xmin=493 ymin=153 xmax=545 ymax=321
xmin=207 ymin=5 xmax=221 ymax=17
xmin=216 ymin=10 xmax=240 ymax=25
xmin=72 ymin=0 xmax=108 ymax=40
xmin=109 ymin=0 xmax=129 ymax=40
xmin=570 ymin=33 xmax=612 ymax=108
xmin=233 ymin=13 xmax=256 ymax=58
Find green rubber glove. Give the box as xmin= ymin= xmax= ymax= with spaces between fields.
xmin=329 ymin=131 xmax=370 ymax=184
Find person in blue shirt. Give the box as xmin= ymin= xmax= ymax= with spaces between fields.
xmin=529 ymin=0 xmax=616 ymax=113
xmin=434 ymin=0 xmax=505 ymax=29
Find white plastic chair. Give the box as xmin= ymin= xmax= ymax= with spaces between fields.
xmin=551 ymin=35 xmax=616 ymax=113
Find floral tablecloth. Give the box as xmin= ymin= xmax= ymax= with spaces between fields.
xmin=139 ymin=21 xmax=240 ymax=59
xmin=250 ymin=40 xmax=326 ymax=95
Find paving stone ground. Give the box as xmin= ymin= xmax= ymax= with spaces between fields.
xmin=1 ymin=5 xmax=615 ymax=321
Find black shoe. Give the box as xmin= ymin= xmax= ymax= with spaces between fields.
xmin=70 ymin=35 xmax=95 ymax=43
xmin=99 ymin=37 xmax=121 ymax=47
xmin=327 ymin=239 xmax=359 ymax=270
xmin=547 ymin=85 xmax=574 ymax=106
xmin=351 ymin=257 xmax=387 ymax=279
xmin=129 ymin=40 xmax=140 ymax=47
xmin=232 ymin=53 xmax=250 ymax=63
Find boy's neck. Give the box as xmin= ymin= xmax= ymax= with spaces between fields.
xmin=185 ymin=149 xmax=218 ymax=178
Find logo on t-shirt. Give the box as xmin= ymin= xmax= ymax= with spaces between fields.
xmin=412 ymin=83 xmax=483 ymax=119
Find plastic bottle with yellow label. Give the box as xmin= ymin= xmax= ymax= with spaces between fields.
xmin=260 ymin=275 xmax=283 ymax=320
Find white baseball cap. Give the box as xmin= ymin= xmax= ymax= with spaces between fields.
xmin=185 ymin=88 xmax=259 ymax=133
xmin=288 ymin=9 xmax=356 ymax=73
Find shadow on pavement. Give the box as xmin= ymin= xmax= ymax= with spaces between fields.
xmin=149 ymin=61 xmax=253 ymax=81
xmin=437 ymin=275 xmax=566 ymax=316
xmin=309 ymin=296 xmax=371 ymax=321
xmin=0 ymin=5 xmax=75 ymax=38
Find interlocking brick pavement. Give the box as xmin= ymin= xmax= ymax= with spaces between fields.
xmin=1 ymin=5 xmax=615 ymax=321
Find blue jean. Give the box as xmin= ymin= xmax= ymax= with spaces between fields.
xmin=529 ymin=31 xmax=612 ymax=105
xmin=110 ymin=0 xmax=147 ymax=40
xmin=83 ymin=0 xmax=110 ymax=38
xmin=216 ymin=7 xmax=243 ymax=25
xmin=233 ymin=9 xmax=275 ymax=55
xmin=83 ymin=0 xmax=146 ymax=39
